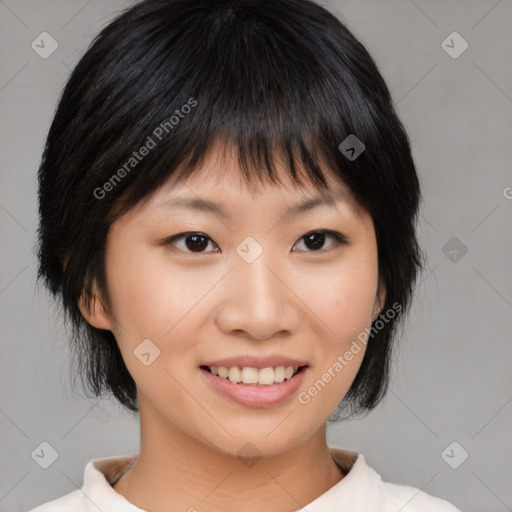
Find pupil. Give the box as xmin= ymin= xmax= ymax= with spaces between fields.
xmin=186 ymin=234 xmax=208 ymax=252
xmin=305 ymin=232 xmax=325 ymax=250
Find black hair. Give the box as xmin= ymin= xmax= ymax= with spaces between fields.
xmin=36 ymin=0 xmax=424 ymax=418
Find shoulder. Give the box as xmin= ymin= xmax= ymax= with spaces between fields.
xmin=358 ymin=455 xmax=463 ymax=511
xmin=26 ymin=453 xmax=140 ymax=512
xmin=380 ymin=480 xmax=462 ymax=511
xmin=27 ymin=489 xmax=85 ymax=512
xmin=328 ymin=446 xmax=462 ymax=511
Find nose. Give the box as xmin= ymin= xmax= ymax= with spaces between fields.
xmin=215 ymin=251 xmax=301 ymax=341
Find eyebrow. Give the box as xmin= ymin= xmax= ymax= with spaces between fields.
xmin=156 ymin=189 xmax=348 ymax=221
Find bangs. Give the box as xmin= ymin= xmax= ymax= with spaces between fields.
xmin=78 ymin=0 xmax=378 ymax=222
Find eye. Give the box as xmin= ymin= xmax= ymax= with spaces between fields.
xmin=165 ymin=232 xmax=220 ymax=253
xmin=292 ymin=230 xmax=348 ymax=253
xmin=164 ymin=229 xmax=348 ymax=254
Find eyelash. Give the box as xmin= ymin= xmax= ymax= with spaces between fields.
xmin=163 ymin=229 xmax=349 ymax=255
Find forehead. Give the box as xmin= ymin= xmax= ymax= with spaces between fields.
xmin=109 ymin=138 xmax=370 ymax=229
xmin=147 ymin=140 xmax=364 ymax=217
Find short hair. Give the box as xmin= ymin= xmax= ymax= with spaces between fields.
xmin=36 ymin=0 xmax=424 ymax=418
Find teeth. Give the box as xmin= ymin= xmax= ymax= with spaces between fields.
xmin=208 ymin=365 xmax=301 ymax=385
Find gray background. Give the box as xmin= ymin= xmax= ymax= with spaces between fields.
xmin=1 ymin=0 xmax=511 ymax=511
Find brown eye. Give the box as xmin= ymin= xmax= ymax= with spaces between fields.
xmin=166 ymin=232 xmax=219 ymax=253
xmin=164 ymin=229 xmax=347 ymax=255
xmin=292 ymin=230 xmax=348 ymax=252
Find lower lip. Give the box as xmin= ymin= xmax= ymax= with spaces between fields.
xmin=200 ymin=367 xmax=308 ymax=407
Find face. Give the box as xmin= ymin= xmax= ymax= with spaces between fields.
xmin=80 ymin=142 xmax=384 ymax=458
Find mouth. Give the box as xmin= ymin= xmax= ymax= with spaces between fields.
xmin=199 ymin=364 xmax=309 ymax=386
xmin=199 ymin=363 xmax=310 ymax=407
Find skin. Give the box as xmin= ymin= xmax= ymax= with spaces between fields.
xmin=79 ymin=140 xmax=385 ymax=512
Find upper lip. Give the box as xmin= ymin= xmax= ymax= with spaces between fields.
xmin=201 ymin=355 xmax=309 ymax=369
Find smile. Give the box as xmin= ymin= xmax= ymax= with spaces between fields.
xmin=199 ymin=365 xmax=309 ymax=407
xmin=200 ymin=365 xmax=306 ymax=386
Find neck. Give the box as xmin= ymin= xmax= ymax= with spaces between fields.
xmin=113 ymin=396 xmax=345 ymax=512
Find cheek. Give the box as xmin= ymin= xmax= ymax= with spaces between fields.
xmin=103 ymin=244 xmax=205 ymax=392
xmin=331 ymin=269 xmax=377 ymax=336
xmin=301 ymin=240 xmax=379 ymax=397
xmin=296 ymin=260 xmax=377 ymax=419
xmin=105 ymin=241 xmax=221 ymax=346
xmin=301 ymin=254 xmax=378 ymax=339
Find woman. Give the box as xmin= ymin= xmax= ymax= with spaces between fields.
xmin=30 ymin=0 xmax=462 ymax=510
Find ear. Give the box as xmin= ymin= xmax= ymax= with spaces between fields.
xmin=77 ymin=279 xmax=112 ymax=331
xmin=372 ymin=279 xmax=386 ymax=321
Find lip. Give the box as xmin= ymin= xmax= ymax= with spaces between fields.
xmin=201 ymin=355 xmax=309 ymax=369
xmin=200 ymin=366 xmax=308 ymax=407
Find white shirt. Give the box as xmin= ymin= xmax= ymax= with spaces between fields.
xmin=28 ymin=445 xmax=462 ymax=511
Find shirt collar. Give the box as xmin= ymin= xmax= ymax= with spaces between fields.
xmin=81 ymin=445 xmax=384 ymax=511
xmin=296 ymin=446 xmax=387 ymax=510
xmin=82 ymin=453 xmax=143 ymax=511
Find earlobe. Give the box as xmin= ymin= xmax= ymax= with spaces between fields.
xmin=372 ymin=299 xmax=381 ymax=322
xmin=372 ymin=280 xmax=386 ymax=321
xmin=77 ymin=281 xmax=112 ymax=331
